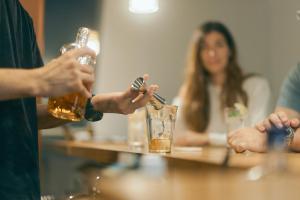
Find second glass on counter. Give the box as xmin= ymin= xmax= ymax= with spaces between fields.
xmin=127 ymin=108 xmax=147 ymax=147
xmin=224 ymin=103 xmax=247 ymax=134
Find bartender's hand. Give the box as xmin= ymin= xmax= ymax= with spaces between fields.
xmin=32 ymin=48 xmax=96 ymax=98
xmin=255 ymin=111 xmax=300 ymax=132
xmin=91 ymin=82 xmax=158 ymax=114
xmin=228 ymin=127 xmax=267 ymax=153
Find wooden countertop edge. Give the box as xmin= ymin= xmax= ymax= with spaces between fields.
xmin=44 ymin=140 xmax=272 ymax=168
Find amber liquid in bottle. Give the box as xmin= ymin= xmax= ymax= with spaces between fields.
xmin=48 ymin=92 xmax=88 ymax=121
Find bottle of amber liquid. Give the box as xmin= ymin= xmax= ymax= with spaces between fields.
xmin=48 ymin=27 xmax=99 ymax=121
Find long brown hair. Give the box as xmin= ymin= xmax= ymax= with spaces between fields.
xmin=182 ymin=21 xmax=248 ymax=133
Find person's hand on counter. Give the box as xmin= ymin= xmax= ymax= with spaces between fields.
xmin=228 ymin=127 xmax=267 ymax=153
xmin=254 ymin=109 xmax=300 ymax=151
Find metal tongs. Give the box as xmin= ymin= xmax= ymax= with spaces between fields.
xmin=131 ymin=77 xmax=166 ymax=110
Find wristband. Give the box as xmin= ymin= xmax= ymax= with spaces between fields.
xmin=84 ymin=95 xmax=103 ymax=122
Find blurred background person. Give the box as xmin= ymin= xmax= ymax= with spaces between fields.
xmin=173 ymin=21 xmax=271 ymax=147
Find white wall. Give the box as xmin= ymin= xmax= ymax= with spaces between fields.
xmin=93 ymin=0 xmax=269 ymax=138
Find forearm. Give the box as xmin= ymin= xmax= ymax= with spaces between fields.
xmin=0 ymin=68 xmax=41 ymax=100
xmin=91 ymin=93 xmax=119 ymax=113
xmin=37 ymin=104 xmax=69 ymax=129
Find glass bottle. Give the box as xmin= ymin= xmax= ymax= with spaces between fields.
xmin=48 ymin=27 xmax=99 ymax=121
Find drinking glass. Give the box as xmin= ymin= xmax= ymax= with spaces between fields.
xmin=127 ymin=108 xmax=147 ymax=147
xmin=222 ymin=103 xmax=247 ymax=166
xmin=247 ymin=126 xmax=293 ymax=181
xmin=145 ymin=104 xmax=177 ymax=153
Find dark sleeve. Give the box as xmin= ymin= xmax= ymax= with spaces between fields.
xmin=277 ymin=63 xmax=300 ymax=112
xmin=29 ymin=19 xmax=44 ymax=68
xmin=0 ymin=1 xmax=2 ymax=23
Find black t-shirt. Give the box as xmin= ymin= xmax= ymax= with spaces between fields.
xmin=0 ymin=0 xmax=43 ymax=199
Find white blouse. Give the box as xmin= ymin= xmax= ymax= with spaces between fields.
xmin=172 ymin=76 xmax=272 ymax=146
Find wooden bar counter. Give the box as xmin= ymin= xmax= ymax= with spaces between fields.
xmin=45 ymin=139 xmax=300 ymax=200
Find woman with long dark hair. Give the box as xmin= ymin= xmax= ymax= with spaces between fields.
xmin=173 ymin=21 xmax=271 ymax=146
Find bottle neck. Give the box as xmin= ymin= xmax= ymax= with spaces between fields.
xmin=76 ymin=27 xmax=90 ymax=47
